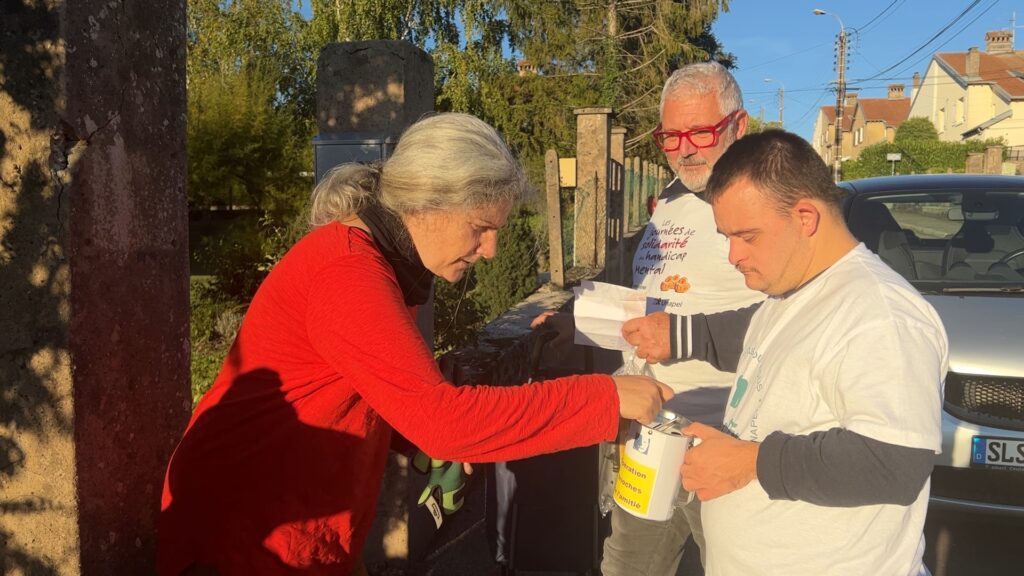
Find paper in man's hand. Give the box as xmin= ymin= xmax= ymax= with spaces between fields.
xmin=572 ymin=281 xmax=646 ymax=351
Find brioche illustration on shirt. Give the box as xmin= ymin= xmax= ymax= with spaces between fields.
xmin=659 ymin=274 xmax=691 ymax=293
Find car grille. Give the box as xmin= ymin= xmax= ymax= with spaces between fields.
xmin=944 ymin=372 xmax=1024 ymax=432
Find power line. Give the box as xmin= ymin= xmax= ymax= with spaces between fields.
xmin=884 ymin=0 xmax=1003 ymax=84
xmin=856 ymin=0 xmax=907 ymax=36
xmin=853 ymin=0 xmax=984 ymax=84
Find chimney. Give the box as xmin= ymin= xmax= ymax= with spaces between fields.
xmin=912 ymin=72 xmax=921 ymax=97
xmin=888 ymin=83 xmax=905 ymax=99
xmin=844 ymin=91 xmax=858 ymax=107
xmin=516 ymin=59 xmax=537 ymax=77
xmin=985 ymin=30 xmax=1013 ymax=54
xmin=966 ymin=46 xmax=980 ymax=79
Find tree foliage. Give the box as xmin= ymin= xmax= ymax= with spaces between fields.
xmin=895 ymin=116 xmax=940 ymax=144
xmin=472 ymin=208 xmax=540 ymax=320
xmin=187 ymin=65 xmax=310 ymax=214
xmin=185 ymin=0 xmax=736 ymax=370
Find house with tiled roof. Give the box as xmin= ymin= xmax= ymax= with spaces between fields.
xmin=811 ymin=93 xmax=857 ymax=166
xmin=848 ymin=84 xmax=912 ymax=160
xmin=908 ymin=30 xmax=1024 ymax=144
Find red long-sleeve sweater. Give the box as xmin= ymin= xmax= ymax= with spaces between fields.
xmin=159 ymin=222 xmax=618 ymax=575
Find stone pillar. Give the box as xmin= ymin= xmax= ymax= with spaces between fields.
xmin=316 ymin=41 xmax=435 ymax=570
xmin=1 ymin=1 xmax=190 ymax=573
xmin=966 ymin=152 xmax=985 ymax=174
xmin=984 ymin=145 xmax=1004 ymax=174
xmin=573 ymin=108 xmax=612 ymax=268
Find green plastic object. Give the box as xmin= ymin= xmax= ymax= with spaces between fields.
xmin=412 ymin=450 xmax=466 ymax=514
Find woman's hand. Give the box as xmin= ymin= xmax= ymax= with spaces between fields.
xmin=612 ymin=376 xmax=674 ymax=424
xmin=530 ymin=310 xmax=574 ymax=349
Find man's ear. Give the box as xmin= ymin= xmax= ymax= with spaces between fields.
xmin=734 ymin=109 xmax=749 ymax=140
xmin=793 ymin=199 xmax=821 ymax=237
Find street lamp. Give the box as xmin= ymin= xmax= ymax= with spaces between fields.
xmin=763 ymin=78 xmax=785 ymax=127
xmin=814 ymin=8 xmax=847 ymax=183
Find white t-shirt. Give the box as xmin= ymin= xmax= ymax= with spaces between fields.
xmin=702 ymin=244 xmax=948 ymax=576
xmin=630 ymin=182 xmax=765 ymax=424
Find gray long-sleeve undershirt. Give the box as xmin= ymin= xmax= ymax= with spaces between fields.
xmin=758 ymin=428 xmax=935 ymax=507
xmin=666 ymin=308 xmax=934 ymax=507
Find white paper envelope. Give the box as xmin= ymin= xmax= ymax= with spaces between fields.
xmin=572 ymin=281 xmax=647 ymax=351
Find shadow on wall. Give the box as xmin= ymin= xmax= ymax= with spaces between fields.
xmin=0 ymin=1 xmax=70 ymax=573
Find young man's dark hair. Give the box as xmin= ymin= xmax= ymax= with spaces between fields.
xmin=704 ymin=129 xmax=843 ymax=214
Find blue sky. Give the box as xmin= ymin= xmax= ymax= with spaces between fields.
xmin=295 ymin=1 xmax=1017 ymax=140
xmin=715 ymin=0 xmax=1017 ymax=139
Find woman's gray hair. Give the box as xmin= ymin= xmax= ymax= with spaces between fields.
xmin=309 ymin=113 xmax=527 ymax=227
xmin=659 ymin=61 xmax=743 ymax=118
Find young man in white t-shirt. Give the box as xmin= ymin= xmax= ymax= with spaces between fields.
xmin=681 ymin=129 xmax=948 ymax=575
xmin=531 ymin=62 xmax=764 ymax=575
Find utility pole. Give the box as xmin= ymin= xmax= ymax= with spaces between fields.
xmin=778 ymin=86 xmax=784 ymax=126
xmin=816 ymin=8 xmax=847 ymax=183
xmin=764 ymin=78 xmax=785 ymax=127
xmin=832 ymin=28 xmax=847 ymax=183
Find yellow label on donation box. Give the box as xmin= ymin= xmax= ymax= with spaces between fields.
xmin=613 ymin=451 xmax=656 ymax=515
xmin=613 ymin=410 xmax=692 ymax=521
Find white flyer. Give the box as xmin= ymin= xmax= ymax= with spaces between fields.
xmin=572 ymin=281 xmax=647 ymax=351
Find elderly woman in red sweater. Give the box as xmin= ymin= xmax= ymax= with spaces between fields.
xmin=159 ymin=112 xmax=672 ymax=575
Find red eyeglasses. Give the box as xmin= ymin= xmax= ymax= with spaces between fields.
xmin=652 ymin=110 xmax=742 ymax=152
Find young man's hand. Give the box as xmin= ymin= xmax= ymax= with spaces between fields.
xmin=680 ymin=422 xmax=759 ymax=501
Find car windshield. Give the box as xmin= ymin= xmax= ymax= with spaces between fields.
xmin=845 ymin=188 xmax=1024 ymax=293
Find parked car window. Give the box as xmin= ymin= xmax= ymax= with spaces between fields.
xmin=847 ymin=190 xmax=1024 ymax=284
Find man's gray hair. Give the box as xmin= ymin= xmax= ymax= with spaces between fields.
xmin=660 ymin=61 xmax=743 ymax=118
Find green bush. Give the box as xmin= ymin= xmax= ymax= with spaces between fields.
xmin=472 ymin=208 xmax=539 ymax=320
xmin=433 ymin=277 xmax=485 ymax=356
xmin=190 ymin=276 xmax=246 ymax=404
xmin=842 ymin=138 xmax=1005 ymax=180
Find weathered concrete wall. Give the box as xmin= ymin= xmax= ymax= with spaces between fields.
xmin=1 ymin=0 xmax=190 ymax=573
xmin=317 ymin=41 xmax=435 ymax=135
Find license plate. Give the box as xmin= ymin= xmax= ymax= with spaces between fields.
xmin=971 ymin=436 xmax=1024 ymax=470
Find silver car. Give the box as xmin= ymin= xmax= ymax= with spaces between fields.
xmin=841 ymin=174 xmax=1024 ymax=517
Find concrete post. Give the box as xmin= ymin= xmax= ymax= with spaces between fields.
xmin=1 ymin=1 xmax=190 ymax=573
xmin=574 ymin=108 xmax=613 ymax=268
xmin=632 ymin=156 xmax=642 ymax=225
xmin=316 ymin=41 xmax=435 ymax=568
xmin=545 ymin=150 xmax=565 ymax=287
xmin=625 ymin=157 xmax=635 ymax=231
xmin=966 ymin=152 xmax=985 ymax=174
xmin=984 ymin=145 xmax=1003 ymax=174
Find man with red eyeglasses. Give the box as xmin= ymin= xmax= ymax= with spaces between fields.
xmin=533 ymin=61 xmax=765 ymax=574
xmin=599 ymin=61 xmax=767 ymax=576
